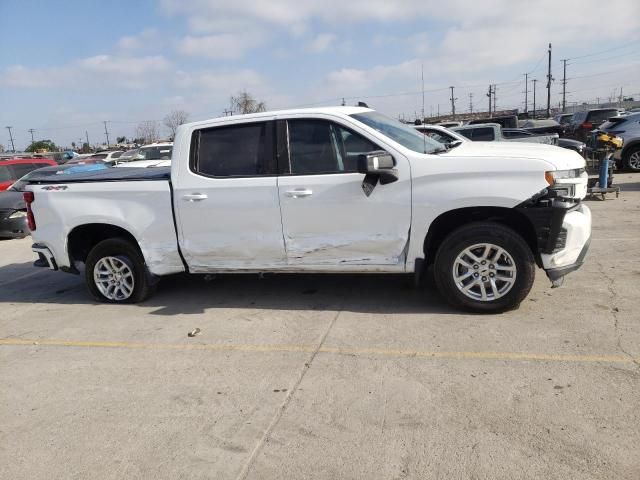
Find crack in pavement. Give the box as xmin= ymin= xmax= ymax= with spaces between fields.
xmin=234 ymin=308 xmax=342 ymax=480
xmin=597 ymin=260 xmax=640 ymax=370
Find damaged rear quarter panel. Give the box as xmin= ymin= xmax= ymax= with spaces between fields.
xmin=30 ymin=181 xmax=184 ymax=276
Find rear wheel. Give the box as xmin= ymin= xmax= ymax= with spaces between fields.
xmin=433 ymin=222 xmax=535 ymax=313
xmin=624 ymin=146 xmax=640 ymax=171
xmin=85 ymin=238 xmax=155 ymax=303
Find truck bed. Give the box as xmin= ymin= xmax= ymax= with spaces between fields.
xmin=27 ymin=166 xmax=171 ymax=184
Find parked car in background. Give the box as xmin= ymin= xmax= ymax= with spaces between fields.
xmin=0 ymin=158 xmax=57 ymax=191
xmin=567 ymin=108 xmax=619 ymax=142
xmin=453 ymin=123 xmax=559 ymax=144
xmin=64 ymin=153 xmax=98 ymax=165
xmin=518 ymin=119 xmax=565 ymax=136
xmin=553 ymin=113 xmax=574 ymax=128
xmin=467 ymin=115 xmax=519 ymax=129
xmin=113 ymin=143 xmax=173 ymax=165
xmin=600 ymin=112 xmax=640 ymax=171
xmin=413 ymin=124 xmax=468 ymax=146
xmin=556 ymin=138 xmax=587 ymax=156
xmin=88 ymin=151 xmax=124 ymax=164
xmin=0 ymin=163 xmax=107 ymax=238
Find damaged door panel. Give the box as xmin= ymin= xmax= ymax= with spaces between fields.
xmin=276 ymin=117 xmax=411 ymax=268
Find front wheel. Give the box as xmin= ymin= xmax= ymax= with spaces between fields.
xmin=433 ymin=222 xmax=535 ymax=313
xmin=85 ymin=238 xmax=155 ymax=303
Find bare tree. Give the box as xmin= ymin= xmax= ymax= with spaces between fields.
xmin=230 ymin=90 xmax=267 ymax=115
xmin=163 ymin=110 xmax=189 ymax=139
xmin=135 ymin=120 xmax=160 ymax=144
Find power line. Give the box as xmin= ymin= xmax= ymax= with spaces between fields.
xmin=567 ymin=39 xmax=640 ymax=61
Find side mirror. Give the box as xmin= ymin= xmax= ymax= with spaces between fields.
xmin=357 ymin=150 xmax=398 ymax=185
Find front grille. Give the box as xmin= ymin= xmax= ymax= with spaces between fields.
xmin=0 ymin=208 xmax=14 ymax=220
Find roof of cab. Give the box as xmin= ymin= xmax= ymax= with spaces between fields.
xmin=182 ymin=106 xmax=373 ymax=129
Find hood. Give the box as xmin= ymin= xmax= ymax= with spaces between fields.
xmin=0 ymin=190 xmax=25 ymax=210
xmin=444 ymin=141 xmax=586 ymax=170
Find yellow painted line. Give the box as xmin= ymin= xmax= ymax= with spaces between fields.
xmin=1 ymin=338 xmax=637 ymax=364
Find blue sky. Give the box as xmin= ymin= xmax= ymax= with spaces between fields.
xmin=1 ymin=0 xmax=639 ymax=149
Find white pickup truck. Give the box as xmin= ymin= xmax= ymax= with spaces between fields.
xmin=453 ymin=123 xmax=559 ymax=145
xmin=25 ymin=107 xmax=591 ymax=312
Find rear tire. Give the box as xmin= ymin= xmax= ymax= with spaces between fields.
xmin=85 ymin=238 xmax=155 ymax=303
xmin=433 ymin=222 xmax=535 ymax=313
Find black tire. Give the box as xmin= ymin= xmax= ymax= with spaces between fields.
xmin=85 ymin=238 xmax=155 ymax=303
xmin=433 ymin=222 xmax=535 ymax=313
xmin=623 ymin=145 xmax=640 ymax=172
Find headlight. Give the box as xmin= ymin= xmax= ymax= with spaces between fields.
xmin=545 ymin=168 xmax=585 ymax=185
xmin=8 ymin=210 xmax=27 ymax=219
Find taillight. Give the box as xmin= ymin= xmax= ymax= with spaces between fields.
xmin=581 ymin=122 xmax=593 ymax=130
xmin=23 ymin=191 xmax=36 ymax=231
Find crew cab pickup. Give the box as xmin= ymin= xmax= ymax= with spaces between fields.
xmin=25 ymin=107 xmax=591 ymax=312
xmin=453 ymin=123 xmax=559 ymax=145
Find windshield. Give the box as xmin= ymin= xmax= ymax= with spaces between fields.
xmin=350 ymin=112 xmax=442 ymax=154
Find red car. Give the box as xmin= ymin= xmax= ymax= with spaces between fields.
xmin=0 ymin=158 xmax=58 ymax=190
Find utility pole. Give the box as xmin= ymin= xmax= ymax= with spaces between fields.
xmin=449 ymin=86 xmax=457 ymax=117
xmin=487 ymin=85 xmax=492 ymax=115
xmin=341 ymin=97 xmax=345 ymax=106
xmin=103 ymin=121 xmax=110 ymax=148
xmin=468 ymin=93 xmax=474 ymax=113
xmin=223 ymin=109 xmax=233 ymax=116
xmin=28 ymin=128 xmax=35 ymax=144
xmin=546 ymin=43 xmax=552 ymax=118
xmin=5 ymin=126 xmax=15 ymax=152
xmin=85 ymin=130 xmax=90 ymax=148
xmin=532 ymin=79 xmax=538 ymax=118
xmin=524 ymin=73 xmax=529 ymax=115
xmin=421 ymin=64 xmax=425 ymax=121
xmin=492 ymin=84 xmax=497 ymax=113
xmin=561 ymin=59 xmax=568 ymax=113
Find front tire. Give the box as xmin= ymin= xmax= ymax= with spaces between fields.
xmin=433 ymin=222 xmax=535 ymax=313
xmin=85 ymin=238 xmax=155 ymax=303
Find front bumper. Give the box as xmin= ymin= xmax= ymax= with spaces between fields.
xmin=540 ymin=203 xmax=592 ymax=272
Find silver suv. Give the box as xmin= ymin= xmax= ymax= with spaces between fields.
xmin=600 ymin=112 xmax=640 ymax=171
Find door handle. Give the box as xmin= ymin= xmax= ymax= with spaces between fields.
xmin=285 ymin=188 xmax=313 ymax=198
xmin=183 ymin=193 xmax=208 ymax=202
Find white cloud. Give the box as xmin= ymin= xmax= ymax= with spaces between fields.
xmin=177 ymin=33 xmax=265 ymax=59
xmin=307 ymin=33 xmax=337 ymax=53
xmin=0 ymin=55 xmax=171 ymax=89
xmin=117 ymin=28 xmax=160 ymax=50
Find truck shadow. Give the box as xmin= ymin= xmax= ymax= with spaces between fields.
xmin=0 ymin=263 xmax=456 ymax=315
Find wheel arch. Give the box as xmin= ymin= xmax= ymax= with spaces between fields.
xmin=67 ymin=223 xmax=142 ymax=264
xmin=422 ymin=206 xmax=538 ymax=267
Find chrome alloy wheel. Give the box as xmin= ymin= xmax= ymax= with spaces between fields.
xmin=628 ymin=151 xmax=640 ymax=171
xmin=93 ymin=256 xmax=135 ymax=301
xmin=452 ymin=243 xmax=517 ymax=302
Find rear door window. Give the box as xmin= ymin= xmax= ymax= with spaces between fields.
xmin=191 ymin=121 xmax=274 ymax=177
